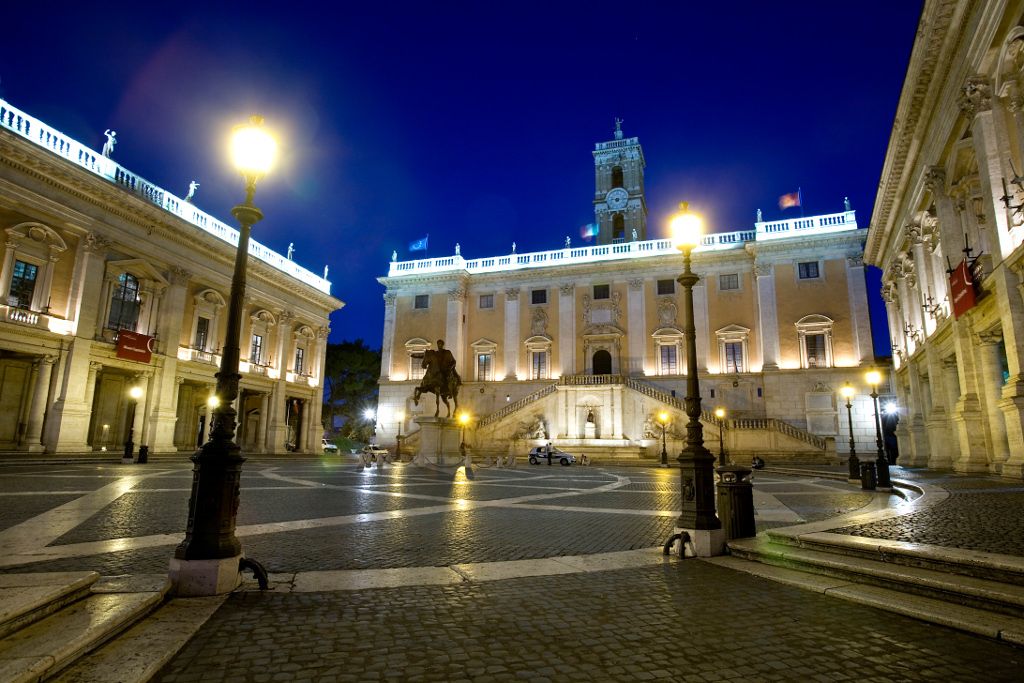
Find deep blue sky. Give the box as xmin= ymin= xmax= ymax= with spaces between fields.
xmin=2 ymin=2 xmax=921 ymax=354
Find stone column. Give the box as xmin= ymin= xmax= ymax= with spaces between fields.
xmin=138 ymin=372 xmax=155 ymax=449
xmin=928 ymin=358 xmax=960 ymax=470
xmin=445 ymin=286 xmax=466 ymax=372
xmin=380 ymin=293 xmax=397 ymax=378
xmin=754 ymin=263 xmax=779 ymax=370
xmin=626 ymin=278 xmax=645 ymax=375
xmin=976 ymin=330 xmax=1010 ymax=470
xmin=503 ymin=288 xmax=520 ymax=379
xmin=259 ymin=392 xmax=271 ymax=453
xmin=949 ymin=329 xmax=989 ymax=473
xmin=23 ymin=355 xmax=56 ymax=452
xmin=150 ymin=266 xmax=190 ymax=453
xmin=0 ymin=236 xmax=18 ymax=300
xmin=275 ymin=310 xmax=295 ymax=377
xmin=558 ymin=284 xmax=575 ymax=375
xmin=905 ymin=360 xmax=931 ymax=463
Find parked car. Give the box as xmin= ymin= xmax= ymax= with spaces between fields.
xmin=362 ymin=444 xmax=389 ymax=458
xmin=528 ymin=446 xmax=576 ymax=466
xmin=322 ymin=438 xmax=339 ymax=454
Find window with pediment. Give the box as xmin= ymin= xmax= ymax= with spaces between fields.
xmin=716 ymin=324 xmax=750 ymax=373
xmin=796 ymin=315 xmax=834 ymax=369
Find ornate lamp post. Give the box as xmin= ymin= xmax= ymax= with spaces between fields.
xmin=395 ymin=409 xmax=405 ymax=458
xmin=122 ymin=385 xmax=143 ymax=463
xmin=667 ymin=202 xmax=722 ymax=556
xmin=170 ymin=116 xmax=277 ymax=596
xmin=840 ymin=382 xmax=859 ymax=483
xmin=458 ymin=410 xmax=471 ymax=466
xmin=657 ymin=410 xmax=669 ymax=467
xmin=714 ymin=407 xmax=726 ymax=466
xmin=865 ymin=369 xmax=891 ymax=489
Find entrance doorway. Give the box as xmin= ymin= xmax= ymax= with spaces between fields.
xmin=592 ymin=350 xmax=612 ymax=375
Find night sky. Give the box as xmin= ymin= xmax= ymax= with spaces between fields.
xmin=2 ymin=2 xmax=921 ymax=354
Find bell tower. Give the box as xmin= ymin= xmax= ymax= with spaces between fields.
xmin=592 ymin=119 xmax=647 ymax=245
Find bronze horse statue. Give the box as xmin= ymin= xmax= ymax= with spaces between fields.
xmin=412 ymin=347 xmax=461 ymax=417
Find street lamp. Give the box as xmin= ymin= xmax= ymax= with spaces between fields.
xmin=668 ymin=202 xmax=722 ymax=554
xmin=123 ymin=385 xmax=143 ymax=463
xmin=458 ymin=410 xmax=471 ymax=465
xmin=714 ymin=407 xmax=726 ymax=466
xmin=657 ymin=410 xmax=669 ymax=467
xmin=840 ymin=383 xmax=859 ymax=483
xmin=171 ymin=115 xmax=277 ymax=596
xmin=865 ymin=369 xmax=891 ymax=489
xmin=364 ymin=408 xmax=377 ymax=439
xmin=395 ymin=409 xmax=405 ymax=458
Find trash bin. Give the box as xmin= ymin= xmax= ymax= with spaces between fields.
xmin=716 ymin=465 xmax=756 ymax=540
xmin=860 ymin=461 xmax=877 ymax=490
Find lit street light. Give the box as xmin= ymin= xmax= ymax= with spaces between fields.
xmin=458 ymin=411 xmax=471 ymax=466
xmin=667 ymin=202 xmax=722 ymax=555
xmin=866 ymin=369 xmax=891 ymax=489
xmin=395 ymin=409 xmax=405 ymax=459
xmin=657 ymin=410 xmax=669 ymax=467
xmin=171 ymin=115 xmax=277 ymax=596
xmin=122 ymin=385 xmax=143 ymax=464
xmin=840 ymin=383 xmax=859 ymax=483
xmin=714 ymin=407 xmax=726 ymax=466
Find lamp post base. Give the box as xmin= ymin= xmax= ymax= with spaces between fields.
xmin=670 ymin=526 xmax=725 ymax=557
xmin=169 ymin=555 xmax=242 ymax=596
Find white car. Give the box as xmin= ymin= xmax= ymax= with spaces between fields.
xmin=322 ymin=438 xmax=339 ymax=454
xmin=528 ymin=446 xmax=576 ymax=466
xmin=362 ymin=444 xmax=389 ymax=458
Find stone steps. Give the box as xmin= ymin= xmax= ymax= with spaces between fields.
xmin=0 ymin=573 xmax=170 ymax=682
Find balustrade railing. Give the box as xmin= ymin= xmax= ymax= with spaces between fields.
xmin=560 ymin=374 xmax=625 ymax=386
xmin=478 ymin=384 xmax=557 ymax=428
xmin=0 ymin=98 xmax=331 ymax=295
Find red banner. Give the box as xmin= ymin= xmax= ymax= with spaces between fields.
xmin=116 ymin=330 xmax=154 ymax=363
xmin=949 ymin=259 xmax=977 ymax=319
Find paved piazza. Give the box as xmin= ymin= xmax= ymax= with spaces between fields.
xmin=1 ymin=458 xmax=1021 ymax=681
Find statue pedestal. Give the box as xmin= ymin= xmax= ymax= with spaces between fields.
xmin=412 ymin=416 xmax=461 ymax=467
xmin=584 ymin=423 xmax=596 ymax=439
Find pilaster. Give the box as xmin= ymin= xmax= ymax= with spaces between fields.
xmin=626 ymin=278 xmax=645 ymax=375
xmin=503 ymin=288 xmax=520 ymax=379
xmin=445 ymin=286 xmax=467 ymax=372
xmin=381 ymin=292 xmax=397 ymax=378
xmin=558 ymin=284 xmax=575 ymax=375
xmin=754 ymin=263 xmax=779 ymax=370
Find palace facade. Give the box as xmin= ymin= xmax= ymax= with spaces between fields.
xmin=0 ymin=98 xmax=343 ymax=455
xmin=377 ymin=126 xmax=885 ymax=462
xmin=866 ymin=0 xmax=1024 ymax=479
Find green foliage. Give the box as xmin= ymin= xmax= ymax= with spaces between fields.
xmin=322 ymin=339 xmax=381 ymax=440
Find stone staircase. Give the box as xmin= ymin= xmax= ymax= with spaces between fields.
xmin=711 ymin=528 xmax=1024 ymax=645
xmin=0 ymin=571 xmax=182 ymax=682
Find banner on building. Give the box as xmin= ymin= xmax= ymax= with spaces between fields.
xmin=116 ymin=330 xmax=154 ymax=363
xmin=949 ymin=259 xmax=977 ymax=319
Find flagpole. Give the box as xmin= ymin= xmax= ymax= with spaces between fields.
xmin=799 ymin=187 xmax=804 ymax=217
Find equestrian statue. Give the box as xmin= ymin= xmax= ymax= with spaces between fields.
xmin=412 ymin=339 xmax=461 ymax=417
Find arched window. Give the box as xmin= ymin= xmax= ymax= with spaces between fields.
xmin=107 ymin=273 xmax=140 ymax=331
xmin=612 ymin=214 xmax=625 ymax=243
xmin=592 ymin=349 xmax=612 ymax=375
xmin=611 ymin=166 xmax=624 ymax=189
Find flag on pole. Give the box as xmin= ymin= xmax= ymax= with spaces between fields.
xmin=778 ymin=188 xmax=802 ymax=210
xmin=409 ymin=235 xmax=429 ymax=251
xmin=580 ymin=223 xmax=599 ymax=241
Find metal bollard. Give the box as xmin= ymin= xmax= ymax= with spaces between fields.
xmin=137 ymin=445 xmax=149 ymax=464
xmin=716 ymin=465 xmax=756 ymax=540
xmin=860 ymin=461 xmax=877 ymax=491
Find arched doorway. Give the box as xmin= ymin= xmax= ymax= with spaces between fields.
xmin=592 ymin=349 xmax=612 ymax=375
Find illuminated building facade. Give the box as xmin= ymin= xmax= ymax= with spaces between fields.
xmin=0 ymin=98 xmax=342 ymax=455
xmin=867 ymin=0 xmax=1024 ymax=478
xmin=377 ymin=125 xmax=880 ymax=462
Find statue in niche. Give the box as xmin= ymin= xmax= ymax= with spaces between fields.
xmin=642 ymin=415 xmax=658 ymax=439
xmin=586 ymin=409 xmax=595 ymax=424
xmin=102 ymin=129 xmax=117 ymax=158
xmin=531 ymin=416 xmax=547 ymax=440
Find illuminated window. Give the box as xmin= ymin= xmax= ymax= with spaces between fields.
xmin=593 ymin=284 xmax=610 ymax=300
xmin=414 ymin=294 xmax=429 ymax=309
xmin=479 ymin=294 xmax=494 ymax=309
xmin=250 ymin=334 xmax=264 ymax=365
xmin=530 ymin=351 xmax=547 ymax=379
xmin=531 ymin=289 xmax=547 ymax=305
xmin=660 ymin=345 xmax=678 ymax=374
xmin=652 ymin=328 xmax=684 ymax=375
xmin=294 ymin=347 xmax=305 ymax=375
xmin=805 ymin=334 xmax=827 ymax=367
xmin=477 ymin=353 xmax=493 ymax=381
xmin=657 ymin=279 xmax=674 ymax=295
xmin=9 ymin=260 xmax=38 ymax=309
xmin=796 ymin=315 xmax=834 ymax=369
xmin=716 ymin=325 xmax=750 ymax=374
xmin=798 ymin=262 xmax=820 ymax=280
xmin=719 ymin=274 xmax=739 ymax=291
xmin=405 ymin=338 xmax=430 ymax=380
xmin=194 ymin=317 xmax=210 ymax=350
xmin=724 ymin=342 xmax=743 ymax=373
xmin=107 ymin=273 xmax=140 ymax=331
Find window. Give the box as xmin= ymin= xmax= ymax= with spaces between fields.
xmin=531 ymin=289 xmax=547 ymax=305
xmin=798 ymin=261 xmax=820 ymax=279
xmin=612 ymin=214 xmax=625 ymax=243
xmin=294 ymin=347 xmax=305 ymax=375
xmin=9 ymin=260 xmax=38 ymax=309
xmin=657 ymin=279 xmax=674 ymax=295
xmin=479 ymin=294 xmax=494 ymax=309
xmin=530 ymin=351 xmax=547 ymax=379
xmin=250 ymin=334 xmax=264 ymax=365
xmin=611 ymin=165 xmax=624 ymax=189
xmin=107 ymin=273 xmax=140 ymax=331
xmin=593 ymin=284 xmax=610 ymax=300
xmin=405 ymin=338 xmax=430 ymax=380
xmin=477 ymin=353 xmax=493 ymax=381
xmin=414 ymin=294 xmax=429 ymax=309
xmin=724 ymin=342 xmax=743 ymax=373
xmin=805 ymin=334 xmax=827 ymax=367
xmin=719 ymin=274 xmax=739 ymax=291
xmin=660 ymin=345 xmax=678 ymax=375
xmin=194 ymin=316 xmax=210 ymax=350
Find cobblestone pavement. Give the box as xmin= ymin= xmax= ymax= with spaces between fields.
xmin=0 ymin=459 xmax=880 ymax=575
xmin=155 ymin=561 xmax=1023 ymax=683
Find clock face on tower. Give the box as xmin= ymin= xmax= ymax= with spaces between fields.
xmin=606 ymin=187 xmax=629 ymax=210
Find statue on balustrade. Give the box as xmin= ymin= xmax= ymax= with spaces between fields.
xmin=102 ymin=129 xmax=117 ymax=158
xmin=412 ymin=339 xmax=461 ymax=417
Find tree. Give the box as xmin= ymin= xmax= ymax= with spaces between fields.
xmin=322 ymin=339 xmax=381 ymax=441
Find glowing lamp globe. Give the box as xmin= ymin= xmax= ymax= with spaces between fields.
xmin=658 ymin=411 xmax=669 ymax=424
xmin=714 ymin=407 xmax=725 ymax=420
xmin=865 ymin=370 xmax=882 ymax=387
xmin=884 ymin=402 xmax=898 ymax=415
xmin=207 ymin=395 xmax=220 ymax=408
xmin=669 ymin=202 xmax=703 ymax=251
xmin=230 ymin=116 xmax=277 ymax=178
xmin=395 ymin=410 xmax=405 ymax=422
xmin=129 ymin=386 xmax=144 ymax=400
xmin=839 ymin=383 xmax=855 ymax=400
xmin=458 ymin=412 xmax=471 ymax=426
xmin=363 ymin=408 xmax=376 ymax=421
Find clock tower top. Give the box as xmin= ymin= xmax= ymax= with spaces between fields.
xmin=592 ymin=121 xmax=647 ymax=245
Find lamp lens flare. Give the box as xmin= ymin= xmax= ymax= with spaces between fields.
xmin=128 ymin=386 xmax=143 ymax=400
xmin=669 ymin=204 xmax=703 ymax=250
xmin=840 ymin=383 xmax=855 ymax=399
xmin=865 ymin=370 xmax=882 ymax=386
xmin=363 ymin=408 xmax=376 ymax=420
xmin=884 ymin=403 xmax=898 ymax=415
xmin=230 ymin=118 xmax=277 ymax=176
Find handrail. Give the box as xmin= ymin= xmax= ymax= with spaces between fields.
xmin=477 ymin=383 xmax=557 ymax=428
xmin=624 ymin=377 xmax=717 ymax=424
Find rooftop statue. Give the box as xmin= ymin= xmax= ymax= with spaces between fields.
xmin=102 ymin=129 xmax=117 ymax=158
xmin=287 ymin=243 xmax=294 ymax=260
xmin=412 ymin=339 xmax=461 ymax=417
xmin=392 ymin=250 xmax=398 ymax=262
xmin=185 ymin=180 xmax=200 ymax=203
